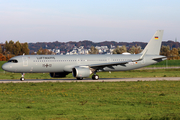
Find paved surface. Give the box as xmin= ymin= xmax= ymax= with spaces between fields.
xmin=1 ymin=77 xmax=180 ymax=83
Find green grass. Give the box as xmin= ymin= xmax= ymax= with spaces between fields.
xmin=0 ymin=81 xmax=180 ymax=120
xmin=0 ymin=61 xmax=6 ymax=72
xmin=1 ymin=61 xmax=180 ymax=119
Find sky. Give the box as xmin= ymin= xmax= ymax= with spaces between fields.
xmin=0 ymin=0 xmax=180 ymax=43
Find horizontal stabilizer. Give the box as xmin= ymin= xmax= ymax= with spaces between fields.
xmin=152 ymin=56 xmax=167 ymax=61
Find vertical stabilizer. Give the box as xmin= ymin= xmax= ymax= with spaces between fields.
xmin=141 ymin=30 xmax=164 ymax=55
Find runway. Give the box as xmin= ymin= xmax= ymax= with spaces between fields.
xmin=1 ymin=77 xmax=180 ymax=83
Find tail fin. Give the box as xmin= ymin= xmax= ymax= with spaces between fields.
xmin=141 ymin=30 xmax=164 ymax=55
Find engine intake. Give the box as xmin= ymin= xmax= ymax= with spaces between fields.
xmin=72 ymin=66 xmax=92 ymax=78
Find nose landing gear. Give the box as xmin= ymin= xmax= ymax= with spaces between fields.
xmin=20 ymin=73 xmax=25 ymax=81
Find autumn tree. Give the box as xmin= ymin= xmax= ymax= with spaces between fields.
xmin=128 ymin=46 xmax=136 ymax=54
xmin=5 ymin=40 xmax=14 ymax=54
xmin=134 ymin=45 xmax=142 ymax=54
xmin=113 ymin=45 xmax=127 ymax=54
xmin=160 ymin=45 xmax=170 ymax=58
xmin=128 ymin=45 xmax=142 ymax=54
xmin=169 ymin=48 xmax=179 ymax=60
xmin=3 ymin=40 xmax=30 ymax=61
xmin=0 ymin=45 xmax=2 ymax=53
xmin=37 ymin=47 xmax=52 ymax=55
xmin=0 ymin=53 xmax=3 ymax=61
xmin=37 ymin=47 xmax=43 ymax=55
xmin=88 ymin=46 xmax=99 ymax=54
xmin=0 ymin=53 xmax=6 ymax=61
xmin=178 ymin=48 xmax=180 ymax=55
xmin=21 ymin=42 xmax=29 ymax=55
xmin=13 ymin=41 xmax=22 ymax=55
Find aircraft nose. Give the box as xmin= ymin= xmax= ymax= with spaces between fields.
xmin=2 ymin=63 xmax=9 ymax=71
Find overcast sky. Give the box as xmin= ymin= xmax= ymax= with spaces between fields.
xmin=0 ymin=0 xmax=180 ymax=43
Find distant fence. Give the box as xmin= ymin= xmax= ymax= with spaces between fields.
xmin=140 ymin=60 xmax=180 ymax=69
xmin=148 ymin=60 xmax=180 ymax=67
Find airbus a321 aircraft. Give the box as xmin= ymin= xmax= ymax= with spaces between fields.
xmin=2 ymin=30 xmax=166 ymax=81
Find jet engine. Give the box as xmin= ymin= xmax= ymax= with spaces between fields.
xmin=50 ymin=72 xmax=70 ymax=78
xmin=72 ymin=66 xmax=92 ymax=78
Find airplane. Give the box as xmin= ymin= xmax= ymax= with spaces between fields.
xmin=2 ymin=30 xmax=166 ymax=81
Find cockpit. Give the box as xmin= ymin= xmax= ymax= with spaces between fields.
xmin=8 ymin=59 xmax=18 ymax=63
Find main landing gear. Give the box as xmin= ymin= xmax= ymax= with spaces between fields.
xmin=92 ymin=70 xmax=99 ymax=80
xmin=76 ymin=74 xmax=99 ymax=80
xmin=76 ymin=75 xmax=99 ymax=80
xmin=20 ymin=73 xmax=25 ymax=81
xmin=92 ymin=74 xmax=99 ymax=80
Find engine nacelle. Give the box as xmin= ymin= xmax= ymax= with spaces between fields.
xmin=72 ymin=66 xmax=92 ymax=78
xmin=50 ymin=72 xmax=70 ymax=78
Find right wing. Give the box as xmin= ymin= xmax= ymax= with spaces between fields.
xmin=89 ymin=60 xmax=132 ymax=68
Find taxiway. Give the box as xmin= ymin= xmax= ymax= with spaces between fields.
xmin=0 ymin=77 xmax=180 ymax=83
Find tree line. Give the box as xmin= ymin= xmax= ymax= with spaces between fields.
xmin=28 ymin=40 xmax=180 ymax=54
xmin=0 ymin=40 xmax=29 ymax=61
xmin=1 ymin=40 xmax=180 ymax=61
xmin=112 ymin=45 xmax=180 ymax=60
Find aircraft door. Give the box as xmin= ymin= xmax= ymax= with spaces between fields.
xmin=22 ymin=57 xmax=28 ymax=66
xmin=77 ymin=58 xmax=81 ymax=65
xmin=107 ymin=57 xmax=111 ymax=63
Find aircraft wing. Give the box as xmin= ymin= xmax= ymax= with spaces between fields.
xmin=88 ymin=60 xmax=132 ymax=68
xmin=87 ymin=52 xmax=147 ymax=68
xmin=64 ymin=60 xmax=133 ymax=72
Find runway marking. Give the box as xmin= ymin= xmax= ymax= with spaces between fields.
xmin=1 ymin=77 xmax=180 ymax=83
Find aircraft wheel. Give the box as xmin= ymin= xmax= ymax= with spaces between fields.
xmin=20 ymin=77 xmax=25 ymax=81
xmin=77 ymin=77 xmax=83 ymax=80
xmin=92 ymin=75 xmax=99 ymax=80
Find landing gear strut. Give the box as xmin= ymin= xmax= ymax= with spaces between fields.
xmin=20 ymin=73 xmax=25 ymax=81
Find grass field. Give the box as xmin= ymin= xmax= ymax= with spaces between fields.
xmin=0 ymin=81 xmax=180 ymax=120
xmin=1 ymin=61 xmax=180 ymax=119
xmin=0 ymin=61 xmax=6 ymax=72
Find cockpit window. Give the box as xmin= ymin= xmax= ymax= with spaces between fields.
xmin=8 ymin=59 xmax=18 ymax=63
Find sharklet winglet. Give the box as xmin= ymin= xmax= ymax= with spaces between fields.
xmin=132 ymin=50 xmax=148 ymax=62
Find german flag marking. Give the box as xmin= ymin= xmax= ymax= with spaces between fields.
xmin=155 ymin=36 xmax=158 ymax=39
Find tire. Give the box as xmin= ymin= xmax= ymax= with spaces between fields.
xmin=92 ymin=75 xmax=99 ymax=80
xmin=20 ymin=77 xmax=25 ymax=81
